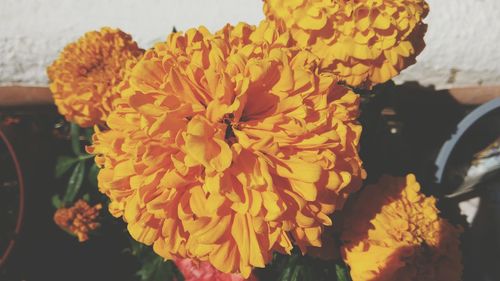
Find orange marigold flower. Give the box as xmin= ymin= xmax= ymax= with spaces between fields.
xmin=88 ymin=21 xmax=364 ymax=277
xmin=47 ymin=27 xmax=144 ymax=127
xmin=174 ymin=257 xmax=258 ymax=281
xmin=53 ymin=199 xmax=102 ymax=242
xmin=341 ymin=174 xmax=462 ymax=281
xmin=263 ymin=0 xmax=429 ymax=87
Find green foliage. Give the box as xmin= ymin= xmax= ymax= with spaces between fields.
xmin=70 ymin=123 xmax=82 ymax=155
xmin=54 ymin=122 xmax=98 ymax=208
xmin=290 ymin=264 xmax=305 ymax=281
xmin=88 ymin=163 xmax=99 ymax=187
xmin=335 ymin=263 xmax=352 ymax=281
xmin=137 ymin=256 xmax=183 ymax=281
xmin=258 ymin=250 xmax=351 ymax=281
xmin=84 ymin=127 xmax=95 ymax=142
xmin=55 ymin=156 xmax=79 ymax=178
xmin=51 ymin=194 xmax=62 ymax=208
xmin=82 ymin=193 xmax=91 ymax=202
xmin=62 ymin=161 xmax=85 ymax=204
xmin=277 ymin=255 xmax=298 ymax=281
xmin=129 ymin=240 xmax=184 ymax=281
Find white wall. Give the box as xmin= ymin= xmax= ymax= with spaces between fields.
xmin=0 ymin=0 xmax=499 ymax=89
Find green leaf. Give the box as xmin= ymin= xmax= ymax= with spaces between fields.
xmin=304 ymin=265 xmax=316 ymax=281
xmin=335 ymin=263 xmax=352 ymax=281
xmin=130 ymin=239 xmax=183 ymax=281
xmin=88 ymin=163 xmax=99 ymax=187
xmin=70 ymin=123 xmax=81 ymax=155
xmin=63 ymin=161 xmax=86 ymax=204
xmin=290 ymin=265 xmax=303 ymax=281
xmin=136 ymin=256 xmax=183 ymax=281
xmin=82 ymin=193 xmax=90 ymax=201
xmin=84 ymin=127 xmax=95 ymax=142
xmin=55 ymin=156 xmax=79 ymax=178
xmin=279 ymin=266 xmax=293 ymax=281
xmin=172 ymin=262 xmax=184 ymax=281
xmin=129 ymin=239 xmax=145 ymax=256
xmin=78 ymin=154 xmax=94 ymax=161
xmin=51 ymin=195 xmax=62 ymax=208
xmin=278 ymin=255 xmax=298 ymax=281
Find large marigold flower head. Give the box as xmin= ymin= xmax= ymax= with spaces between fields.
xmin=89 ymin=21 xmax=364 ymax=277
xmin=263 ymin=0 xmax=429 ymax=87
xmin=47 ymin=27 xmax=144 ymax=127
xmin=341 ymin=174 xmax=462 ymax=281
xmin=53 ymin=199 xmax=102 ymax=242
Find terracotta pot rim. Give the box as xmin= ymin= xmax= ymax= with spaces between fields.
xmin=0 ymin=129 xmax=25 ymax=268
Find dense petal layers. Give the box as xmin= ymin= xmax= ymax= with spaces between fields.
xmin=263 ymin=0 xmax=429 ymax=87
xmin=53 ymin=199 xmax=102 ymax=242
xmin=341 ymin=174 xmax=462 ymax=281
xmin=89 ymin=22 xmax=364 ymax=277
xmin=47 ymin=27 xmax=144 ymax=127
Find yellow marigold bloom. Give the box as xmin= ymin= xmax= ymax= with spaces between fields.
xmin=341 ymin=174 xmax=462 ymax=281
xmin=88 ymin=21 xmax=364 ymax=277
xmin=263 ymin=0 xmax=429 ymax=87
xmin=53 ymin=199 xmax=102 ymax=242
xmin=47 ymin=27 xmax=144 ymax=127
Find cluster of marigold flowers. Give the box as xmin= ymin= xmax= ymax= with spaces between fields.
xmin=47 ymin=0 xmax=463 ymax=280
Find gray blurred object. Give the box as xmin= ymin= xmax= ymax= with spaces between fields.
xmin=434 ymin=98 xmax=500 ymax=281
xmin=435 ymin=98 xmax=500 ymax=197
xmin=454 ymin=139 xmax=500 ymax=198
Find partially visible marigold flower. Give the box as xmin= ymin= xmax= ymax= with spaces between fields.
xmin=263 ymin=0 xmax=429 ymax=87
xmin=89 ymin=21 xmax=364 ymax=277
xmin=341 ymin=174 xmax=462 ymax=281
xmin=53 ymin=199 xmax=102 ymax=242
xmin=174 ymin=257 xmax=258 ymax=281
xmin=47 ymin=27 xmax=144 ymax=127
